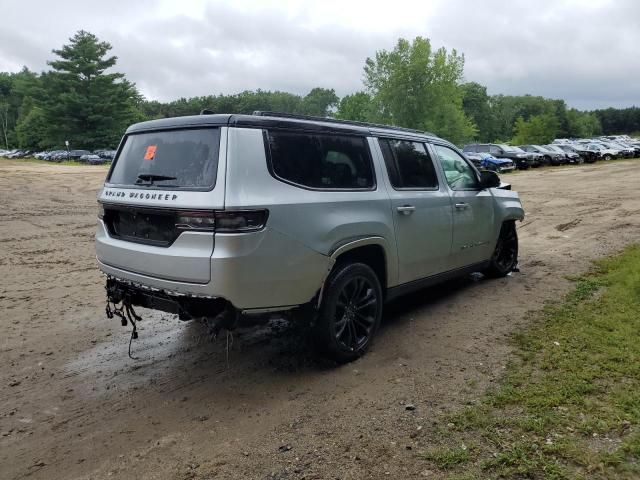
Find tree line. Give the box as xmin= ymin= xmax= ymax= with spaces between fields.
xmin=1 ymin=31 xmax=638 ymax=151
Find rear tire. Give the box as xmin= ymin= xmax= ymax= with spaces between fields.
xmin=603 ymin=154 xmax=612 ymax=161
xmin=484 ymin=221 xmax=519 ymax=278
xmin=314 ymin=262 xmax=383 ymax=363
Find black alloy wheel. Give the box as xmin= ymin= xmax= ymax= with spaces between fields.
xmin=485 ymin=221 xmax=519 ymax=278
xmin=315 ymin=263 xmax=383 ymax=363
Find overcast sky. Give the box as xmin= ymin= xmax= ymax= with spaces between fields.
xmin=1 ymin=0 xmax=638 ymax=109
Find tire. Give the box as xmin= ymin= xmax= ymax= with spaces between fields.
xmin=484 ymin=221 xmax=519 ymax=278
xmin=603 ymin=154 xmax=612 ymax=161
xmin=314 ymin=262 xmax=383 ymax=363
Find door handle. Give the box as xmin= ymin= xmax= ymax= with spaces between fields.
xmin=455 ymin=203 xmax=469 ymax=210
xmin=396 ymin=205 xmax=416 ymax=215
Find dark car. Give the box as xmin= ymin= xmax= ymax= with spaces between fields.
xmin=556 ymin=144 xmax=597 ymax=163
xmin=545 ymin=144 xmax=582 ymax=164
xmin=519 ymin=145 xmax=566 ymax=166
xmin=463 ymin=143 xmax=533 ymax=170
xmin=68 ymin=149 xmax=91 ymax=160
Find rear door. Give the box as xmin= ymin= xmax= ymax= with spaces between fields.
xmin=378 ymin=138 xmax=453 ymax=284
xmin=431 ymin=143 xmax=495 ymax=269
xmin=96 ymin=127 xmax=226 ymax=284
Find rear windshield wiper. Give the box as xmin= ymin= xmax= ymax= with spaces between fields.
xmin=136 ymin=174 xmax=177 ymax=185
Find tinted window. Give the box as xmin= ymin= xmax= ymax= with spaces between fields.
xmin=477 ymin=145 xmax=490 ymax=153
xmin=489 ymin=145 xmax=501 ymax=154
xmin=434 ymin=145 xmax=479 ymax=190
xmin=378 ymin=139 xmax=438 ymax=189
xmin=462 ymin=145 xmax=476 ymax=153
xmin=267 ymin=131 xmax=374 ymax=189
xmin=109 ymin=128 xmax=220 ymax=190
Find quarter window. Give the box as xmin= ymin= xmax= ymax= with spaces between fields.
xmin=266 ymin=130 xmax=374 ymax=189
xmin=434 ymin=144 xmax=480 ymax=190
xmin=378 ymin=139 xmax=438 ymax=189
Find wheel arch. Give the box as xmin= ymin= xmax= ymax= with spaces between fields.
xmin=330 ymin=237 xmax=391 ymax=290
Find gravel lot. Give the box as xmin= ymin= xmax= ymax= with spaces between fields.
xmin=1 ymin=159 xmax=639 ymax=480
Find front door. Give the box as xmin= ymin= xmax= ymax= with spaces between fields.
xmin=432 ymin=144 xmax=495 ymax=269
xmin=377 ymin=138 xmax=453 ymax=284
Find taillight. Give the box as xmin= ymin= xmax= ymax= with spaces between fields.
xmin=175 ymin=211 xmax=216 ymax=231
xmin=98 ymin=202 xmax=105 ymax=219
xmin=174 ymin=209 xmax=268 ymax=233
xmin=214 ymin=209 xmax=269 ymax=233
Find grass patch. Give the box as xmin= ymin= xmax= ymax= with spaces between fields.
xmin=423 ymin=446 xmax=471 ymax=470
xmin=421 ymin=245 xmax=640 ymax=479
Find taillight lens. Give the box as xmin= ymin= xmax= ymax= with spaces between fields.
xmin=175 ymin=211 xmax=216 ymax=231
xmin=174 ymin=209 xmax=268 ymax=233
xmin=215 ymin=210 xmax=269 ymax=233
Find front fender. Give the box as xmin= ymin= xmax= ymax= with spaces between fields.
xmin=492 ymin=188 xmax=525 ymax=222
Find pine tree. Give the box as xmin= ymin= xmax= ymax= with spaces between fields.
xmin=43 ymin=30 xmax=142 ymax=149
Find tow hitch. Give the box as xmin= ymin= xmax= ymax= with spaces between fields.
xmin=106 ymin=296 xmax=142 ymax=359
xmin=104 ymin=276 xmax=237 ymax=359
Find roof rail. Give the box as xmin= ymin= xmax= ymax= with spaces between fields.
xmin=252 ymin=111 xmax=436 ymax=137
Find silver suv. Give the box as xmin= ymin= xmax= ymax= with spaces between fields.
xmin=96 ymin=112 xmax=524 ymax=362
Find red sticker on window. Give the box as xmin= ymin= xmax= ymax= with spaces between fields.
xmin=144 ymin=145 xmax=157 ymax=160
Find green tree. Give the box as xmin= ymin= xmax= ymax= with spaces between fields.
xmin=511 ymin=114 xmax=559 ymax=145
xmin=363 ymin=37 xmax=476 ymax=144
xmin=300 ymin=88 xmax=338 ymax=116
xmin=42 ymin=30 xmax=142 ymax=149
xmin=16 ymin=105 xmax=48 ymax=148
xmin=335 ymin=91 xmax=374 ymax=122
xmin=461 ymin=82 xmax=491 ymax=141
xmin=566 ymin=109 xmax=601 ymax=138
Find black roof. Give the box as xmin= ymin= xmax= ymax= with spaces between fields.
xmin=126 ymin=112 xmax=443 ymax=143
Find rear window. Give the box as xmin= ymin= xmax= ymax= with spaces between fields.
xmin=266 ymin=130 xmax=375 ymax=190
xmin=108 ymin=128 xmax=220 ymax=190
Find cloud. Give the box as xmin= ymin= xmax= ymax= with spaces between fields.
xmin=0 ymin=0 xmax=638 ymax=109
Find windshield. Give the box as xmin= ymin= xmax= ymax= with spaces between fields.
xmin=546 ymin=145 xmax=563 ymax=153
xmin=498 ymin=144 xmax=518 ymax=152
xmin=108 ymin=128 xmax=220 ymax=190
xmin=534 ymin=145 xmax=552 ymax=153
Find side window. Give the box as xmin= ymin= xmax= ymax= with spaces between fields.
xmin=489 ymin=145 xmax=501 ymax=154
xmin=378 ymin=138 xmax=438 ymax=189
xmin=477 ymin=145 xmax=489 ymax=153
xmin=433 ymin=145 xmax=480 ymax=191
xmin=267 ymin=130 xmax=374 ymax=189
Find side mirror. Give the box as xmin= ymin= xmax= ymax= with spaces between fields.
xmin=480 ymin=170 xmax=501 ymax=189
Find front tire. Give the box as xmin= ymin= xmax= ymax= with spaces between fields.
xmin=314 ymin=263 xmax=383 ymax=363
xmin=484 ymin=221 xmax=519 ymax=278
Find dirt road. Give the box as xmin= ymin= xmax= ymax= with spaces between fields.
xmin=1 ymin=159 xmax=639 ymax=480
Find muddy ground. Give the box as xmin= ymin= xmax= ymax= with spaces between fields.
xmin=1 ymin=159 xmax=639 ymax=480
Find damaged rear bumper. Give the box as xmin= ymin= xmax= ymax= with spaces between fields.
xmin=106 ymin=276 xmax=230 ymax=321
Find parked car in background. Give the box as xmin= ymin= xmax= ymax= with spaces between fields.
xmin=602 ymin=141 xmax=634 ymax=158
xmin=519 ymin=145 xmax=566 ymax=166
xmin=545 ymin=144 xmax=582 ymax=164
xmin=80 ymin=154 xmax=106 ymax=164
xmin=68 ymin=149 xmax=91 ymax=160
xmin=464 ymin=152 xmax=515 ymax=172
xmin=585 ymin=143 xmax=619 ymax=160
xmin=463 ymin=143 xmax=533 ymax=169
xmin=556 ymin=144 xmax=598 ymax=163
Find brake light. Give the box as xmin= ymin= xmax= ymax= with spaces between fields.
xmin=174 ymin=209 xmax=268 ymax=233
xmin=175 ymin=211 xmax=216 ymax=231
xmin=214 ymin=209 xmax=269 ymax=233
